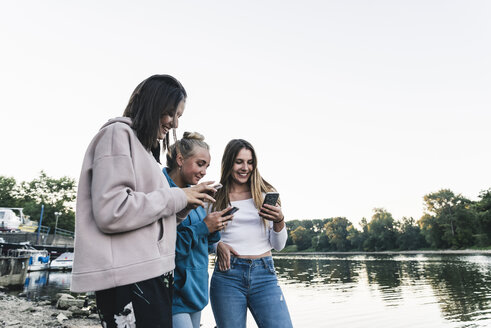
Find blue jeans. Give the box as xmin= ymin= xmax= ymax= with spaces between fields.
xmin=210 ymin=256 xmax=293 ymax=328
xmin=172 ymin=311 xmax=201 ymax=328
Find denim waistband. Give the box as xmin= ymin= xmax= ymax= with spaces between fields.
xmin=230 ymin=255 xmax=273 ymax=267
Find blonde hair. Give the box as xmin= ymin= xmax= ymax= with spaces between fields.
xmin=166 ymin=132 xmax=209 ymax=173
xmin=212 ymin=139 xmax=279 ymax=228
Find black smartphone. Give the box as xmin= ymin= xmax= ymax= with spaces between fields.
xmin=262 ymin=192 xmax=279 ymax=207
xmin=223 ymin=206 xmax=239 ymax=216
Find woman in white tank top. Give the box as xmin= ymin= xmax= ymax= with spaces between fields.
xmin=209 ymin=139 xmax=293 ymax=328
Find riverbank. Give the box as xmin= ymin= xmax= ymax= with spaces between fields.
xmin=0 ymin=288 xmax=99 ymax=328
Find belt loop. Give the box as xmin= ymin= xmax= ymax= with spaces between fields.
xmin=261 ymin=257 xmax=267 ymax=268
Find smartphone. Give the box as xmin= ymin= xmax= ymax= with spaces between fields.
xmin=223 ymin=206 xmax=239 ymax=216
xmin=262 ymin=192 xmax=279 ymax=207
xmin=213 ymin=183 xmax=223 ymax=190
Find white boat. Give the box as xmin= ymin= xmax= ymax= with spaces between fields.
xmin=0 ymin=207 xmax=38 ymax=232
xmin=7 ymin=248 xmax=50 ymax=271
xmin=49 ymin=252 xmax=73 ymax=270
xmin=0 ymin=208 xmax=23 ymax=231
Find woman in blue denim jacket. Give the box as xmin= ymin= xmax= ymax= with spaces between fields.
xmin=210 ymin=139 xmax=293 ymax=328
xmin=164 ymin=132 xmax=235 ymax=328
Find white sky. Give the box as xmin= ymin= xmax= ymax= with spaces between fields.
xmin=1 ymin=1 xmax=490 ymax=226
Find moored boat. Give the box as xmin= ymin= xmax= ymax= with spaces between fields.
xmin=49 ymin=252 xmax=73 ymax=271
xmin=0 ymin=208 xmax=38 ymax=232
xmin=7 ymin=248 xmax=50 ymax=271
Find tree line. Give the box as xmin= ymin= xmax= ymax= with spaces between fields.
xmin=0 ymin=172 xmax=76 ymax=232
xmin=286 ymin=188 xmax=491 ymax=251
xmin=1 ymin=173 xmax=490 ymax=250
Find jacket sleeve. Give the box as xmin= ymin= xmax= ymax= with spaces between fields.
xmin=90 ymin=125 xmax=188 ymax=234
xmin=269 ymin=225 xmax=288 ymax=251
xmin=175 ymin=221 xmax=210 ymax=259
xmin=207 ymin=231 xmax=221 ymax=253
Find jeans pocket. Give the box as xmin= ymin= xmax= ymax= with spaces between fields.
xmin=215 ymin=265 xmax=230 ymax=273
xmin=267 ymin=262 xmax=276 ymax=275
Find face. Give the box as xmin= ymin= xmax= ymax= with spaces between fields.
xmin=180 ymin=147 xmax=211 ymax=185
xmin=159 ymin=99 xmax=185 ymax=139
xmin=231 ymin=148 xmax=254 ymax=185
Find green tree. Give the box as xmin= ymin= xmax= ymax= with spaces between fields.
xmin=346 ymin=224 xmax=364 ymax=250
xmin=325 ymin=217 xmax=352 ymax=251
xmin=285 ymin=220 xmax=303 ymax=246
xmin=474 ymin=189 xmax=491 ymax=246
xmin=419 ymin=189 xmax=475 ymax=249
xmin=363 ymin=208 xmax=397 ymax=251
xmin=300 ymin=220 xmax=314 ymax=230
xmin=312 ymin=218 xmax=330 ymax=232
xmin=316 ymin=234 xmax=331 ymax=251
xmin=0 ymin=176 xmax=21 ymax=207
xmin=418 ymin=213 xmax=444 ymax=248
xmin=290 ymin=226 xmax=313 ymax=251
xmin=4 ymin=172 xmax=77 ymax=232
xmin=397 ymin=217 xmax=427 ymax=250
xmin=312 ymin=218 xmax=332 ymax=251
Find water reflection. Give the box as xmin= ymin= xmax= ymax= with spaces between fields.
xmin=273 ymin=254 xmax=491 ymax=326
xmin=22 ymin=270 xmax=71 ymax=300
xmin=423 ymin=258 xmax=491 ymax=324
xmin=275 ymin=256 xmax=362 ymax=286
xmin=12 ymin=255 xmax=491 ymax=327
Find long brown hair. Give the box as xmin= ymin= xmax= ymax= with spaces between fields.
xmin=122 ymin=74 xmax=186 ymax=157
xmin=212 ymin=139 xmax=277 ymax=227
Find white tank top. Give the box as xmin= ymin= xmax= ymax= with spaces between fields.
xmin=219 ymin=198 xmax=287 ymax=255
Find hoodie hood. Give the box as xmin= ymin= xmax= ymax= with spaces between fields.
xmin=100 ymin=117 xmax=133 ymax=130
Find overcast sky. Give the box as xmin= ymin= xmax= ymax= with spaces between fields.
xmin=1 ymin=0 xmax=490 ymax=226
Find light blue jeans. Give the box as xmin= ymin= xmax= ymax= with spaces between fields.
xmin=210 ymin=256 xmax=293 ymax=328
xmin=172 ymin=311 xmax=201 ymax=328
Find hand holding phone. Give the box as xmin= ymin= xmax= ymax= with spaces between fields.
xmin=259 ymin=192 xmax=284 ymax=223
xmin=204 ymin=206 xmax=238 ymax=233
xmin=223 ymin=206 xmax=239 ymax=216
xmin=262 ymin=192 xmax=279 ymax=207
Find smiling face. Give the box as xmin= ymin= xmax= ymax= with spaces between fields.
xmin=231 ymin=148 xmax=254 ymax=186
xmin=159 ymin=99 xmax=185 ymax=140
xmin=180 ymin=147 xmax=211 ymax=185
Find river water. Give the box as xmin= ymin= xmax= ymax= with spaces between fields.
xmin=17 ymin=253 xmax=491 ymax=327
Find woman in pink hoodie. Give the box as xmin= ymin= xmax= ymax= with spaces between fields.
xmin=72 ymin=75 xmax=215 ymax=328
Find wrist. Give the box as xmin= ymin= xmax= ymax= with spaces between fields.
xmin=274 ymin=216 xmax=284 ymax=224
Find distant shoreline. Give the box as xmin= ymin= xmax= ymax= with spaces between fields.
xmin=274 ymin=249 xmax=491 ymax=256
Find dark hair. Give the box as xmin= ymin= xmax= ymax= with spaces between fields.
xmin=123 ymin=74 xmax=187 ymax=152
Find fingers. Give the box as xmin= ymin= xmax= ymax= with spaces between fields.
xmin=259 ymin=204 xmax=282 ymax=221
xmin=229 ymin=246 xmax=239 ymax=256
xmin=261 ymin=203 xmax=279 ymax=212
xmin=192 ymin=190 xmax=216 ymax=206
xmin=199 ymin=192 xmax=216 ymax=203
xmin=217 ymin=242 xmax=231 ymax=271
xmin=219 ymin=255 xmax=229 ymax=271
xmin=206 ymin=209 xmax=234 ymax=232
xmin=220 ymin=207 xmax=235 ymax=222
xmin=195 ymin=181 xmax=217 ymax=194
xmin=221 ymin=253 xmax=230 ymax=271
xmin=215 ymin=218 xmax=228 ymax=232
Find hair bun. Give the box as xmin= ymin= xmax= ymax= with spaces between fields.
xmin=183 ymin=131 xmax=205 ymax=141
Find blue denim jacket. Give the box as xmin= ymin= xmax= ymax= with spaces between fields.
xmin=163 ymin=168 xmax=220 ymax=314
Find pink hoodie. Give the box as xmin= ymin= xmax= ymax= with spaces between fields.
xmin=71 ymin=117 xmax=187 ymax=293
